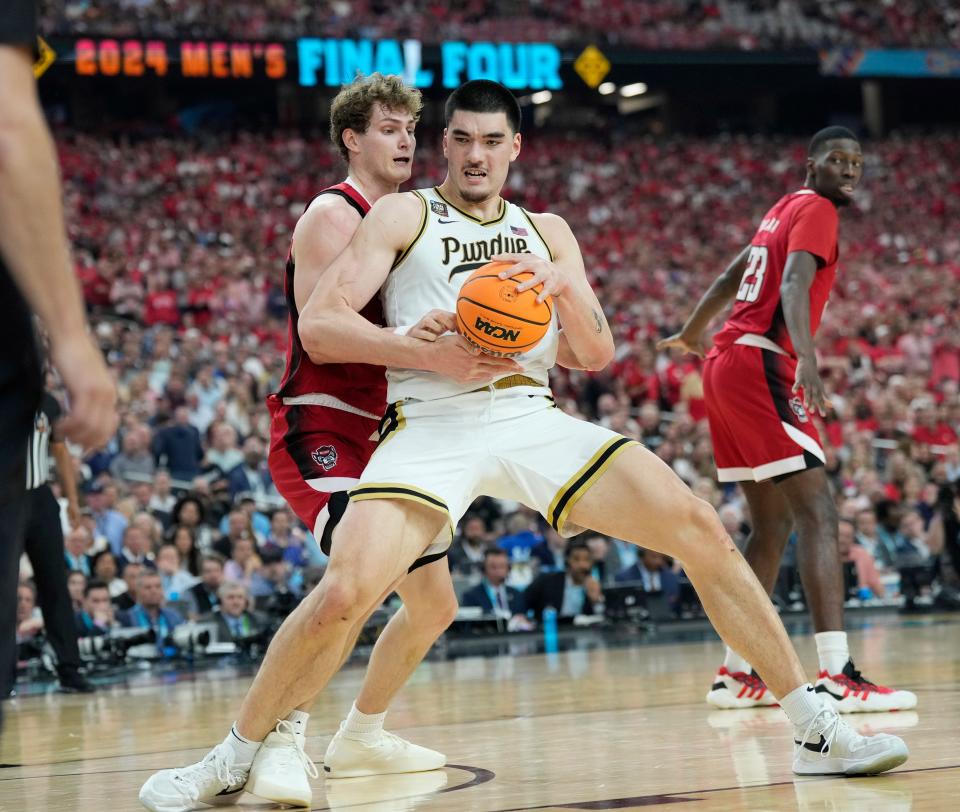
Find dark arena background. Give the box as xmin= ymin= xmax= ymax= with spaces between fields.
xmin=2 ymin=2 xmax=959 ymax=810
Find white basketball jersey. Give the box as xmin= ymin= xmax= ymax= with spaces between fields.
xmin=382 ymin=186 xmax=558 ymax=403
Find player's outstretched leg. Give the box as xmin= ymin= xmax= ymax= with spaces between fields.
xmin=324 ymin=558 xmax=457 ymax=778
xmin=138 ymin=499 xmax=445 ymax=812
xmin=707 ymin=479 xmax=792 ymax=709
xmin=566 ymin=445 xmax=909 ymax=776
xmin=777 ymin=470 xmax=917 ymax=713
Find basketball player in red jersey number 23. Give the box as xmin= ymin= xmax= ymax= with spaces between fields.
xmin=660 ymin=127 xmax=917 ymax=713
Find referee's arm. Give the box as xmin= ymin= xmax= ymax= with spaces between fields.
xmin=0 ymin=37 xmax=117 ymax=448
xmin=50 ymin=438 xmax=80 ymax=529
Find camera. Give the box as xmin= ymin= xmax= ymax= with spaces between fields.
xmin=77 ymin=627 xmax=157 ymax=662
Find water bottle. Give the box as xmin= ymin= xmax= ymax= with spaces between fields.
xmin=542 ymin=606 xmax=558 ymax=653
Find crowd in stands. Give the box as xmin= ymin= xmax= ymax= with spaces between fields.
xmin=14 ymin=123 xmax=960 ymax=682
xmin=39 ymin=0 xmax=960 ymax=50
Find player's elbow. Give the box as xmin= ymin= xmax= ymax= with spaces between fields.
xmin=297 ymin=312 xmax=337 ymax=364
xmin=579 ymin=339 xmax=616 ymax=372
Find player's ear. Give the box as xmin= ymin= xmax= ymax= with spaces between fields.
xmin=342 ymin=128 xmax=361 ymax=156
xmin=510 ymin=132 xmax=522 ymax=163
xmin=442 ymin=127 xmax=449 ymax=158
xmin=805 ymin=155 xmax=816 ymax=177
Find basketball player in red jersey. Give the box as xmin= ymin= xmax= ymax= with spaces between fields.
xmin=141 ymin=75 xmax=519 ymax=812
xmin=659 ymin=127 xmax=916 ymax=713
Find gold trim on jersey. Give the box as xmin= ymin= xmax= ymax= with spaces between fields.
xmin=391 ymin=191 xmax=428 ymax=271
xmin=547 ymin=437 xmax=638 ymax=534
xmin=348 ymin=482 xmax=454 ymax=539
xmin=521 ymin=208 xmax=555 ymax=262
xmin=433 ymin=187 xmax=507 ymax=227
xmin=375 ymin=402 xmax=406 ymax=450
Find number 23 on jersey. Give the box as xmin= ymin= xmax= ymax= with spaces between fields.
xmin=735 ymin=246 xmax=769 ymax=303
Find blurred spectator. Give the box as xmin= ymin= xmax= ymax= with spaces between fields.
xmin=64 ymin=526 xmax=94 ymax=577
xmin=91 ymin=550 xmax=128 ymax=599
xmin=461 ymin=548 xmax=525 ymax=616
xmin=168 ymin=525 xmax=202 ymax=577
xmin=205 ymin=423 xmax=244 ymax=474
xmin=75 ymin=580 xmax=118 ymax=637
xmin=497 ymin=511 xmax=544 ymax=560
xmin=149 ymin=471 xmax=177 ymax=519
xmin=67 ymin=570 xmax=87 ymax=613
xmin=530 ymin=526 xmax=567 ymax=573
xmin=854 ymin=508 xmax=894 ymax=572
xmin=615 ymin=548 xmax=680 ymax=611
xmin=447 ymin=514 xmax=490 ymax=577
xmin=248 ymin=546 xmax=296 ymax=601
xmin=118 ymin=525 xmax=156 ymax=573
xmin=585 ymin=534 xmax=621 ymax=584
xmin=204 ymin=581 xmax=266 ymax=642
xmin=172 ymin=495 xmax=215 ymax=553
xmin=718 ymin=503 xmax=748 ymax=550
xmin=224 ymin=536 xmax=261 ymax=585
xmin=186 ymin=554 xmax=227 ymax=617
xmin=227 ymin=436 xmax=274 ymax=500
xmin=263 ymin=508 xmax=308 ymax=568
xmin=523 ymin=541 xmax=604 ymax=622
xmin=838 ymin=518 xmax=886 ymax=599
xmin=155 ymin=545 xmax=199 ymax=601
xmin=113 ymin=561 xmax=143 ymax=611
xmin=119 ymin=570 xmax=185 ymax=642
xmin=86 ymin=482 xmax=128 ymax=555
xmin=16 ymin=582 xmax=44 ymax=642
xmin=109 ymin=426 xmax=156 ymax=483
xmin=152 ymin=407 xmax=204 ymax=480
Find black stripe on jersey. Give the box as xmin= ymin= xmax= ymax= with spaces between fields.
xmin=320 ymin=188 xmax=367 ymax=219
xmin=761 ymin=349 xmax=796 ymax=426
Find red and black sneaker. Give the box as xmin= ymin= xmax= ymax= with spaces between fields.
xmin=706 ymin=667 xmax=779 ymax=709
xmin=814 ymin=660 xmax=917 ymax=713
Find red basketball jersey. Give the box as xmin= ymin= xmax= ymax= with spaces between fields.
xmin=712 ymin=189 xmax=840 ymax=358
xmin=274 ymin=181 xmax=387 ymax=414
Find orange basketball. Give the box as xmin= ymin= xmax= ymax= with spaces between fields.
xmin=456 ymin=261 xmax=553 ymax=356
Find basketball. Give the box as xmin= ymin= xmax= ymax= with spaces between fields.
xmin=456 ymin=261 xmax=553 ymax=356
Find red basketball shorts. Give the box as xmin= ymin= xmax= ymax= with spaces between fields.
xmin=267 ymin=395 xmax=379 ymax=549
xmin=702 ymin=339 xmax=825 ymax=483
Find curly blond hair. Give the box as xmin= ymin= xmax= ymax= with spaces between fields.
xmin=330 ymin=73 xmax=423 ymax=163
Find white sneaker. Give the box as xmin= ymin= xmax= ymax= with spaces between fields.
xmin=792 ymin=706 xmax=909 ymax=776
xmin=324 ymin=723 xmax=446 ymax=779
xmin=139 ymin=745 xmax=247 ymax=812
xmin=246 ymin=720 xmax=319 ymax=807
xmin=706 ymin=667 xmax=779 ymax=709
xmin=814 ymin=660 xmax=918 ymax=713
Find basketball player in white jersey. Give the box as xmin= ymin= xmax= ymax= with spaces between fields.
xmin=140 ymin=76 xmax=519 ymax=812
xmin=146 ymin=81 xmax=909 ymax=807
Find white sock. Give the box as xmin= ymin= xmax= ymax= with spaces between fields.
xmin=723 ymin=646 xmax=753 ymax=675
xmin=285 ymin=709 xmax=310 ymax=738
xmin=222 ymin=724 xmax=261 ymax=767
xmin=779 ymin=684 xmax=826 ymax=732
xmin=342 ymin=702 xmax=387 ymax=743
xmin=815 ymin=631 xmax=850 ymax=676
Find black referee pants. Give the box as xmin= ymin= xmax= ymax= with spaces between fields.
xmin=0 ymin=459 xmax=27 ymax=699
xmin=23 ymin=486 xmax=81 ymax=671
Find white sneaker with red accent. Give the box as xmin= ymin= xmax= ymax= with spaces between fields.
xmin=814 ymin=660 xmax=918 ymax=713
xmin=706 ymin=667 xmax=779 ymax=709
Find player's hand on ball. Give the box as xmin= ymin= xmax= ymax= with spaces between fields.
xmin=409 ymin=309 xmax=457 ymax=341
xmin=793 ymin=356 xmax=832 ymax=416
xmin=493 ymin=253 xmax=567 ymax=303
xmin=429 ymin=334 xmax=521 ymax=383
xmin=656 ymin=331 xmax=707 ymax=359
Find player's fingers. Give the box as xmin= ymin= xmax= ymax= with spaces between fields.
xmin=515 ymin=272 xmax=546 ymax=292
xmin=433 ymin=311 xmax=458 ymax=331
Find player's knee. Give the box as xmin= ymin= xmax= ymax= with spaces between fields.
xmin=681 ymin=497 xmax=736 ymax=557
xmin=404 ymin=587 xmax=458 ymax=633
xmin=308 ymin=575 xmax=370 ymax=627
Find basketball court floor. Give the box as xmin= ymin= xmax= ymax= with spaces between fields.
xmin=2 ymin=613 xmax=957 ymax=811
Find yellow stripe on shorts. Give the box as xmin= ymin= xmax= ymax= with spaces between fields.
xmin=348 ymin=482 xmax=454 ymax=538
xmin=547 ymin=437 xmax=638 ymax=534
